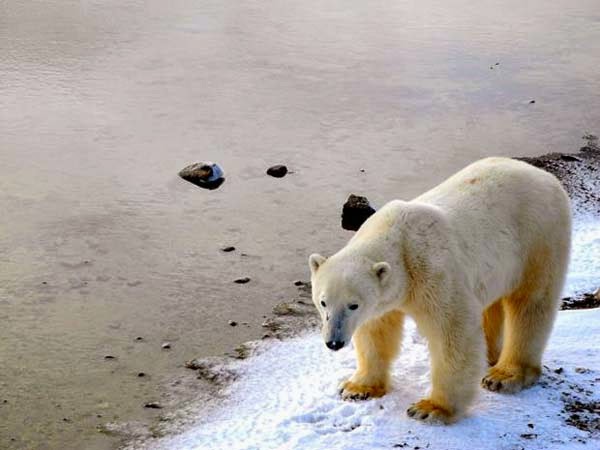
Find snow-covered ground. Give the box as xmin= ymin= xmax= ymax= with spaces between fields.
xmin=139 ymin=219 xmax=599 ymax=450
xmin=566 ymin=217 xmax=600 ymax=297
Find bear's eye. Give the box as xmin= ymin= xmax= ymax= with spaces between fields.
xmin=320 ymin=300 xmax=326 ymax=308
xmin=348 ymin=304 xmax=359 ymax=311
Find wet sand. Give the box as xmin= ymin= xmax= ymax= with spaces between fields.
xmin=1 ymin=1 xmax=600 ymax=449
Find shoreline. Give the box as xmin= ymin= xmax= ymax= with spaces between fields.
xmin=115 ymin=142 xmax=600 ymax=448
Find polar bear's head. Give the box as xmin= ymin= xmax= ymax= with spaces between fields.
xmin=308 ymin=252 xmax=404 ymax=351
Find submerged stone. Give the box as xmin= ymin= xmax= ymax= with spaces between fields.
xmin=179 ymin=162 xmax=225 ymax=190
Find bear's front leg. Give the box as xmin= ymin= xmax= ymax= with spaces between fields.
xmin=340 ymin=310 xmax=404 ymax=401
xmin=407 ymin=308 xmax=485 ymax=423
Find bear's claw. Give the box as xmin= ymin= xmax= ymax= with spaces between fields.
xmin=406 ymin=399 xmax=453 ymax=424
xmin=339 ymin=380 xmax=387 ymax=401
xmin=481 ymin=365 xmax=541 ymax=393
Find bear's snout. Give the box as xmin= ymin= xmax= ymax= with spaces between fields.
xmin=326 ymin=340 xmax=345 ymax=351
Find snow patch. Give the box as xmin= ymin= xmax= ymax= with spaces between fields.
xmin=565 ymin=217 xmax=600 ymax=297
xmin=141 ymin=310 xmax=600 ymax=450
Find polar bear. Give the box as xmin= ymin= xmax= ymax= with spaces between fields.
xmin=309 ymin=157 xmax=571 ymax=423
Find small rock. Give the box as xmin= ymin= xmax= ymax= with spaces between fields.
xmin=2 ymin=399 xmax=7 ymax=404
xmin=495 ymin=62 xmax=500 ymax=65
xmin=341 ymin=194 xmax=376 ymax=231
xmin=293 ymin=280 xmax=305 ymax=286
xmin=262 ymin=318 xmax=281 ymax=332
xmin=520 ymin=433 xmax=538 ymax=439
xmin=528 ymin=423 xmax=535 ymax=429
xmin=144 ymin=402 xmax=163 ymax=409
xmin=104 ymin=355 xmax=116 ymax=360
xmin=560 ymin=154 xmax=581 ymax=162
xmin=554 ymin=367 xmax=564 ymax=374
xmin=62 ymin=417 xmax=71 ymax=423
xmin=228 ymin=320 xmax=238 ymax=327
xmin=359 ymin=168 xmax=365 ymax=173
xmin=266 ymin=165 xmax=288 ymax=178
xmin=529 ymin=100 xmax=536 ymax=104
xmin=138 ymin=372 xmax=146 ymax=377
xmin=221 ymin=246 xmax=236 ymax=252
xmin=179 ymin=162 xmax=225 ymax=190
xmin=234 ymin=277 xmax=251 ymax=284
xmin=161 ymin=342 xmax=171 ymax=349
xmin=135 ymin=337 xmax=144 ymax=341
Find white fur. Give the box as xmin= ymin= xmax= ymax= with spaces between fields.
xmin=309 ymin=157 xmax=571 ymax=422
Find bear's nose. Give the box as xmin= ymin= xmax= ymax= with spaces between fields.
xmin=326 ymin=340 xmax=345 ymax=351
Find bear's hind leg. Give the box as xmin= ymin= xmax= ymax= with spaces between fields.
xmin=340 ymin=310 xmax=404 ymax=401
xmin=482 ymin=252 xmax=565 ymax=393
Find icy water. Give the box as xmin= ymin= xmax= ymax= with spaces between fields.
xmin=1 ymin=1 xmax=599 ymax=449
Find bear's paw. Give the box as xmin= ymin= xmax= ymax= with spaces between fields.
xmin=406 ymin=399 xmax=453 ymax=424
xmin=481 ymin=364 xmax=541 ymax=393
xmin=339 ymin=380 xmax=387 ymax=401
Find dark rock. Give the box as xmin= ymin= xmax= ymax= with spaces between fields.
xmin=104 ymin=355 xmax=116 ymax=360
xmin=560 ymin=154 xmax=581 ymax=162
xmin=135 ymin=337 xmax=143 ymax=341
xmin=179 ymin=162 xmax=225 ymax=190
xmin=266 ymin=165 xmax=288 ymax=178
xmin=293 ymin=280 xmax=305 ymax=286
xmin=562 ymin=291 xmax=600 ymax=310
xmin=554 ymin=367 xmax=564 ymax=374
xmin=228 ymin=320 xmax=238 ymax=327
xmin=221 ymin=246 xmax=236 ymax=252
xmin=161 ymin=342 xmax=171 ymax=349
xmin=529 ymin=100 xmax=536 ymax=104
xmin=341 ymin=194 xmax=376 ymax=231
xmin=234 ymin=277 xmax=251 ymax=284
xmin=138 ymin=372 xmax=146 ymax=377
xmin=144 ymin=402 xmax=163 ymax=409
xmin=520 ymin=433 xmax=538 ymax=439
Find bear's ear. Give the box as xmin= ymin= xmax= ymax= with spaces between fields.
xmin=372 ymin=262 xmax=391 ymax=285
xmin=309 ymin=254 xmax=327 ymax=274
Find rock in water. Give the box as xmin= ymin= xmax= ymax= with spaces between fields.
xmin=266 ymin=165 xmax=288 ymax=178
xmin=234 ymin=277 xmax=251 ymax=284
xmin=179 ymin=162 xmax=225 ymax=190
xmin=341 ymin=194 xmax=376 ymax=231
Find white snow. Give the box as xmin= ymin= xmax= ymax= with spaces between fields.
xmin=565 ymin=218 xmax=600 ymax=297
xmin=140 ymin=219 xmax=599 ymax=450
xmin=144 ymin=309 xmax=599 ymax=450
